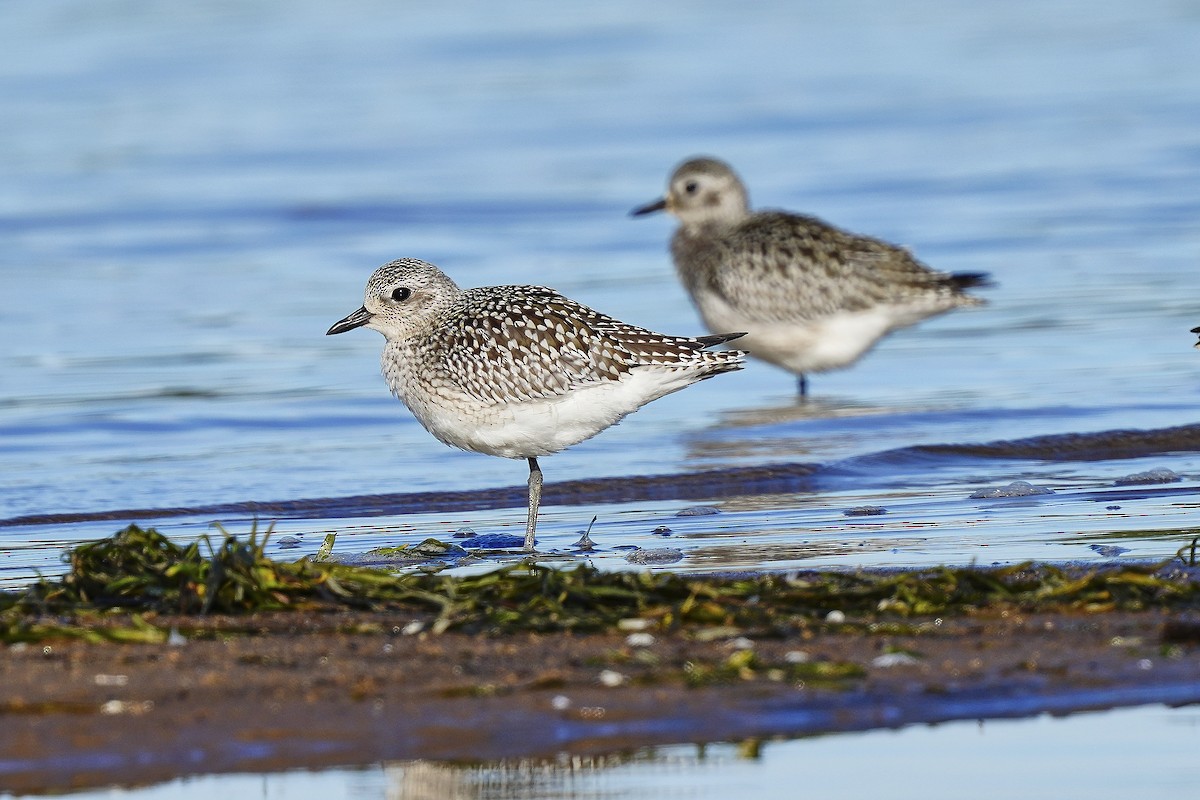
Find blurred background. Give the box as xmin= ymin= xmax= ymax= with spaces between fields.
xmin=2 ymin=0 xmax=1199 ymax=578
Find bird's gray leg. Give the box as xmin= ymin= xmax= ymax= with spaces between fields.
xmin=797 ymin=373 xmax=809 ymax=397
xmin=524 ymin=457 xmax=542 ymax=551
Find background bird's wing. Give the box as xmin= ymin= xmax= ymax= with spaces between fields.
xmin=710 ymin=212 xmax=970 ymax=321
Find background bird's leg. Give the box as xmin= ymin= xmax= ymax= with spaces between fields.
xmin=524 ymin=457 xmax=542 ymax=551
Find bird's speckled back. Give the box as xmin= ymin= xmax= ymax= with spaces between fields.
xmin=357 ymin=259 xmax=743 ymax=407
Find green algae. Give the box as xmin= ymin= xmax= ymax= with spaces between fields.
xmin=364 ymin=539 xmax=468 ymax=560
xmin=2 ymin=524 xmax=1199 ymax=644
xmin=1176 ymin=535 xmax=1200 ymax=567
xmin=681 ymin=649 xmax=865 ymax=688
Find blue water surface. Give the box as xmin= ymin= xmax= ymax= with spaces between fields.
xmin=1 ymin=0 xmax=1199 ymax=580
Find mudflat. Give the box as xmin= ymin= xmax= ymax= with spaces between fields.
xmin=4 ymin=525 xmax=1199 ymax=794
xmin=4 ymin=606 xmax=1199 ymax=794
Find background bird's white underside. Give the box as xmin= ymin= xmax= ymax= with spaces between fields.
xmin=694 ymin=291 xmax=963 ymax=374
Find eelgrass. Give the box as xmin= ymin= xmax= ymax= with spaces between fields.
xmin=2 ymin=524 xmax=1199 ymax=644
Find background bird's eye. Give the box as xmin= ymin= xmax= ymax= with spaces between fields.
xmin=684 ymin=180 xmax=699 ymax=194
xmin=391 ymin=287 xmax=412 ymax=301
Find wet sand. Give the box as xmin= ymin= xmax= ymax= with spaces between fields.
xmin=4 ymin=607 xmax=1199 ymax=794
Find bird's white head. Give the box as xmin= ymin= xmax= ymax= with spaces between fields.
xmin=327 ymin=258 xmax=461 ymax=341
xmin=631 ymin=157 xmax=750 ymax=228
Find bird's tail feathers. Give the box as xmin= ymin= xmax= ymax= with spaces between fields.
xmin=695 ymin=331 xmax=748 ymax=348
xmin=946 ymin=272 xmax=994 ymax=291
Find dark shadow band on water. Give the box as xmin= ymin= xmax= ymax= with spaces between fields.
xmin=0 ymin=463 xmax=824 ymax=528
xmin=4 ymin=422 xmax=1199 ymax=529
xmin=830 ymin=421 xmax=1200 ymax=473
xmin=912 ymin=421 xmax=1200 ymax=462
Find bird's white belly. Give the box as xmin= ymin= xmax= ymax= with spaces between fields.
xmin=395 ymin=365 xmax=702 ymax=459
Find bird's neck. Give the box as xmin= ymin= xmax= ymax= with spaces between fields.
xmin=679 ymin=215 xmax=741 ymax=239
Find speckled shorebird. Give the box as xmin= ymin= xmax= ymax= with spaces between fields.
xmin=327 ymin=258 xmax=746 ymax=551
xmin=632 ymin=157 xmax=991 ymax=395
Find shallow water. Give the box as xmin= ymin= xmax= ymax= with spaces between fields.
xmin=3 ymin=1 xmax=1200 ymax=582
xmin=7 ymin=704 xmax=1196 ymax=799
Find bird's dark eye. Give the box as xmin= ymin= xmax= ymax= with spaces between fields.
xmin=391 ymin=287 xmax=411 ymax=302
xmin=684 ymin=180 xmax=699 ymax=194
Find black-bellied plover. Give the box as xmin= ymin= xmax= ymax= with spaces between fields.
xmin=632 ymin=156 xmax=991 ymax=395
xmin=327 ymin=258 xmax=746 ymax=551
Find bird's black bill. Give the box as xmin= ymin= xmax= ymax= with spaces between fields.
xmin=629 ymin=197 xmax=668 ymax=217
xmin=326 ymin=306 xmax=373 ymax=335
